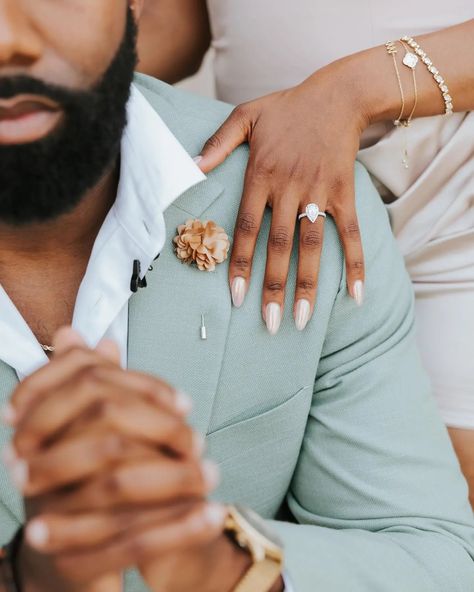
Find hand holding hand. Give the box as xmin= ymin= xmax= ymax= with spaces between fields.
xmin=3 ymin=328 xmax=224 ymax=591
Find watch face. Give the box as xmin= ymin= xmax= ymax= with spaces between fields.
xmin=234 ymin=505 xmax=284 ymax=548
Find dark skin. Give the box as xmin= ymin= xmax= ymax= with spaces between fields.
xmin=138 ymin=1 xmax=474 ymax=506
xmin=0 ymin=168 xmax=118 ymax=347
xmin=137 ymin=0 xmax=211 ymax=83
xmin=0 ymin=1 xmax=278 ymax=591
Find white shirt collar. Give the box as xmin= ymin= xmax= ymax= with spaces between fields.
xmin=0 ymin=84 xmax=205 ymax=378
xmin=114 ymin=85 xmax=205 ymax=259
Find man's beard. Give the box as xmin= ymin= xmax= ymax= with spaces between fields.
xmin=0 ymin=10 xmax=137 ymax=226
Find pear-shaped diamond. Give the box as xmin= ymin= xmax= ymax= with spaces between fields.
xmin=306 ymin=203 xmax=319 ymax=223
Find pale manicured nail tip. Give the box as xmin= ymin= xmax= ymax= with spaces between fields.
xmin=353 ymin=281 xmax=365 ymax=307
xmin=295 ymin=299 xmax=311 ymax=331
xmin=175 ymin=391 xmax=193 ymax=414
xmin=2 ymin=444 xmax=17 ymax=465
xmin=11 ymin=460 xmax=28 ymax=489
xmin=266 ymin=303 xmax=281 ymax=335
xmin=193 ymin=433 xmax=206 ymax=456
xmin=27 ymin=521 xmax=50 ymax=548
xmin=206 ymin=504 xmax=227 ymax=526
xmin=193 ymin=155 xmax=203 ymax=164
xmin=202 ymin=460 xmax=220 ymax=489
xmin=1 ymin=404 xmax=17 ymax=425
xmin=231 ymin=277 xmax=246 ymax=308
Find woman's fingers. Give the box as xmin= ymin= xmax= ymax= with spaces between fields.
xmin=330 ymin=185 xmax=365 ymax=306
xmin=261 ymin=195 xmax=299 ymax=335
xmin=27 ymin=502 xmax=226 ymax=583
xmin=228 ymin=166 xmax=269 ymax=309
xmin=26 ymin=501 xmax=198 ymax=553
xmin=294 ymin=212 xmax=326 ymax=331
xmin=196 ymin=105 xmax=251 ymax=173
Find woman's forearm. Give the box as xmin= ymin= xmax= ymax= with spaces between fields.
xmin=448 ymin=428 xmax=474 ymax=509
xmin=320 ymin=18 xmax=474 ymax=126
xmin=137 ymin=0 xmax=211 ymax=83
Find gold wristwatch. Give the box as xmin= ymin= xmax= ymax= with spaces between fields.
xmin=225 ymin=505 xmax=284 ymax=592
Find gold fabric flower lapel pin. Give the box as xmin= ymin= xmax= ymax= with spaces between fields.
xmin=174 ymin=219 xmax=230 ymax=271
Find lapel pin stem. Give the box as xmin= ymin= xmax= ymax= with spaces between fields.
xmin=200 ymin=314 xmax=207 ymax=340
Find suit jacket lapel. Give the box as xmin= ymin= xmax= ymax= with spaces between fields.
xmin=0 ymin=363 xmax=23 ymax=523
xmin=127 ymin=177 xmax=232 ymax=436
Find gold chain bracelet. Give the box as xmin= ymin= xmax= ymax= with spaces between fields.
xmin=385 ymin=41 xmax=406 ymax=126
xmin=398 ymin=39 xmax=418 ymax=124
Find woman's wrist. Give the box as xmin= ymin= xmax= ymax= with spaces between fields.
xmin=330 ymin=32 xmax=462 ymax=128
xmin=336 ymin=47 xmax=409 ymax=126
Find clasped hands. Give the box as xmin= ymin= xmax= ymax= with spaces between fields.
xmin=3 ymin=328 xmax=252 ymax=592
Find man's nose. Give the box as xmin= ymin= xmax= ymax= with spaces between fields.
xmin=0 ymin=0 xmax=42 ymax=66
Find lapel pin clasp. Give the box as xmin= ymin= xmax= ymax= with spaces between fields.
xmin=200 ymin=314 xmax=207 ymax=340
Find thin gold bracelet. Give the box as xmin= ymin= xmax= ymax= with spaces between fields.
xmin=399 ymin=39 xmax=418 ymax=124
xmin=385 ymin=41 xmax=406 ymax=126
xmin=401 ymin=36 xmax=453 ymax=115
xmin=385 ymin=40 xmax=415 ymax=168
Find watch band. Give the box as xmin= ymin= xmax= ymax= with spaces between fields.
xmin=0 ymin=529 xmax=24 ymax=592
xmin=233 ymin=557 xmax=282 ymax=592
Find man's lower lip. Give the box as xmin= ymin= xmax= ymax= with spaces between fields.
xmin=0 ymin=110 xmax=63 ymax=145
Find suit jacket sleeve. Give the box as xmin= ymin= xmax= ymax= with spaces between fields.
xmin=270 ymin=162 xmax=474 ymax=591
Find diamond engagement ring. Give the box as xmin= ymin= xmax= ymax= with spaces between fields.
xmin=298 ymin=203 xmax=326 ymax=224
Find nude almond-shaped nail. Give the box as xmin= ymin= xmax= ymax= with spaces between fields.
xmin=295 ymin=299 xmax=311 ymax=331
xmin=265 ymin=303 xmax=281 ymax=335
xmin=193 ymin=432 xmax=206 ymax=457
xmin=202 ymin=460 xmax=220 ymax=490
xmin=2 ymin=444 xmax=18 ymax=466
xmin=0 ymin=404 xmax=17 ymax=426
xmin=10 ymin=459 xmax=28 ymax=490
xmin=231 ymin=277 xmax=246 ymax=308
xmin=174 ymin=391 xmax=193 ymax=415
xmin=205 ymin=504 xmax=227 ymax=527
xmin=353 ymin=280 xmax=365 ymax=307
xmin=26 ymin=520 xmax=50 ymax=548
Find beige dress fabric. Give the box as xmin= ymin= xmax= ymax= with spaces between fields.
xmin=206 ymin=1 xmax=474 ymax=428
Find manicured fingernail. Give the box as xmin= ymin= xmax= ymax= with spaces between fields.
xmin=295 ymin=299 xmax=311 ymax=331
xmin=175 ymin=391 xmax=193 ymax=415
xmin=202 ymin=460 xmax=220 ymax=489
xmin=2 ymin=444 xmax=18 ymax=466
xmin=10 ymin=460 xmax=28 ymax=490
xmin=193 ymin=155 xmax=203 ymax=165
xmin=193 ymin=433 xmax=206 ymax=456
xmin=352 ymin=280 xmax=365 ymax=306
xmin=205 ymin=504 xmax=227 ymax=527
xmin=1 ymin=404 xmax=17 ymax=426
xmin=265 ymin=303 xmax=281 ymax=335
xmin=231 ymin=277 xmax=246 ymax=308
xmin=26 ymin=520 xmax=50 ymax=548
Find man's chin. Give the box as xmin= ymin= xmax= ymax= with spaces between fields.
xmin=0 ymin=109 xmax=64 ymax=146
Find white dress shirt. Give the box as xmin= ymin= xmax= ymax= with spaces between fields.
xmin=0 ymin=85 xmax=205 ymax=379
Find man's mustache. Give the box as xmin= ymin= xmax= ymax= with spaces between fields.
xmin=0 ymin=75 xmax=94 ymax=108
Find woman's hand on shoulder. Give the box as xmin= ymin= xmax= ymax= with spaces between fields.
xmin=195 ymin=59 xmax=371 ymax=333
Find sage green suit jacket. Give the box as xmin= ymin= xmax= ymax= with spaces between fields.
xmin=1 ymin=75 xmax=474 ymax=591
